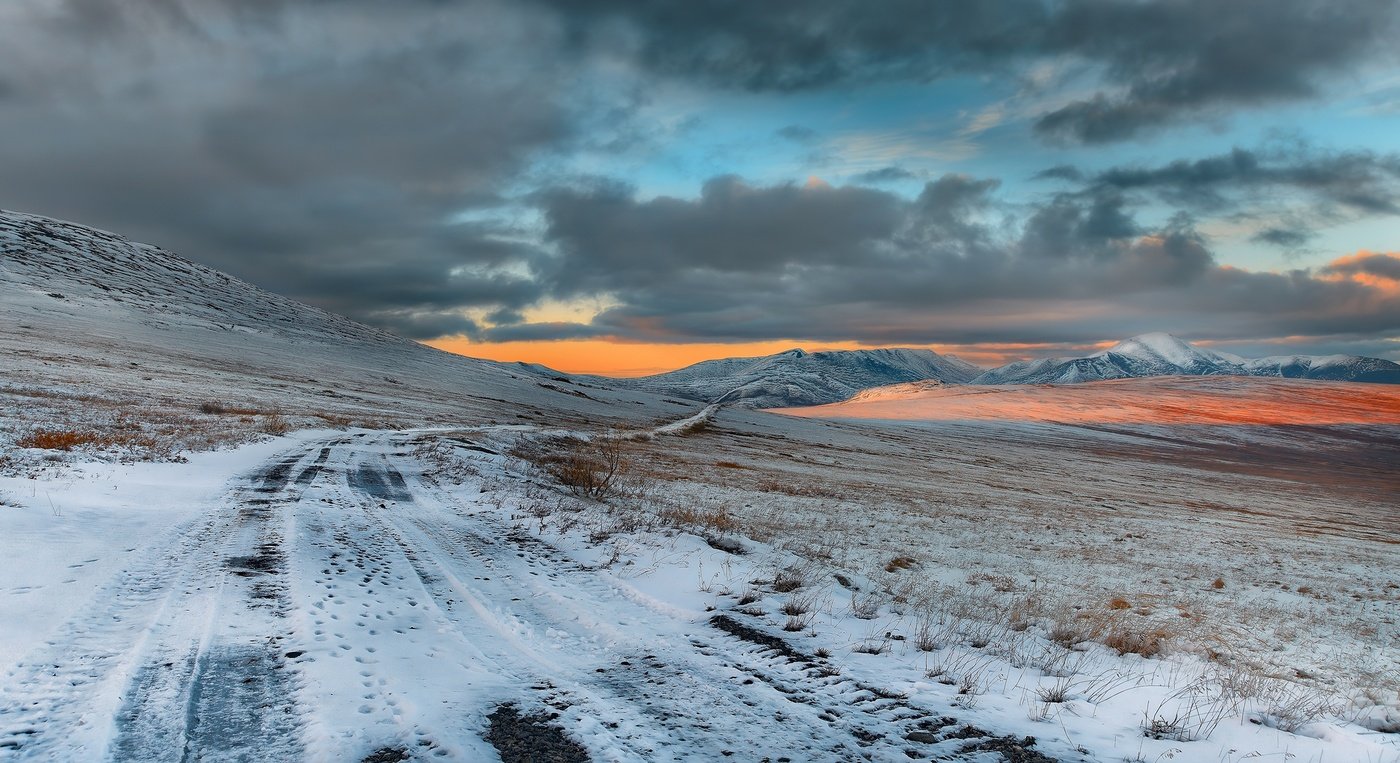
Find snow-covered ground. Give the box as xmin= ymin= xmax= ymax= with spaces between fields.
xmin=3 ymin=418 xmax=1397 ymax=762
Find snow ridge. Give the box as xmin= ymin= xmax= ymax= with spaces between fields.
xmin=973 ymin=333 xmax=1400 ymax=385
xmin=576 ymin=347 xmax=983 ymax=408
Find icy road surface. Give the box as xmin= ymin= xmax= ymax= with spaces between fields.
xmin=0 ymin=431 xmax=1062 ymax=762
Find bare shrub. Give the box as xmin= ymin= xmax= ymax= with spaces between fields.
xmin=513 ymin=434 xmax=630 ymax=501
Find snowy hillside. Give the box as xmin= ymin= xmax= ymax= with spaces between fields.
xmin=578 ymin=347 xmax=982 ymax=408
xmin=0 ymin=209 xmax=691 ymax=443
xmin=973 ymin=332 xmax=1400 ymax=385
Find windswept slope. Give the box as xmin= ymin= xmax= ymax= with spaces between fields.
xmin=973 ymin=332 xmax=1400 ymax=385
xmin=579 ymin=347 xmax=982 ymax=408
xmin=0 ymin=209 xmax=692 ymax=445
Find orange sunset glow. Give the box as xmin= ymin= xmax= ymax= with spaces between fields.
xmin=425 ymin=337 xmax=1047 ymax=376
xmin=776 ymin=376 xmax=1400 ymax=426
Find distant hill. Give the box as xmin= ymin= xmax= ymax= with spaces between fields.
xmin=565 ymin=347 xmax=983 ymax=408
xmin=972 ymin=333 xmax=1400 ymax=385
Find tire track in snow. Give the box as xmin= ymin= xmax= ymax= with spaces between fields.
xmin=366 ymin=439 xmax=992 ymax=762
xmin=0 ymin=440 xmax=327 ymax=761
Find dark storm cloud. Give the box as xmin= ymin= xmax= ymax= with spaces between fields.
xmin=0 ymin=0 xmax=568 ymax=330
xmin=1033 ymin=0 xmax=1400 ymax=143
xmin=541 ymin=0 xmax=1400 ymax=143
xmin=514 ymin=174 xmax=1400 ymax=347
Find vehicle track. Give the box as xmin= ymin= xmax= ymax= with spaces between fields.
xmin=1 ymin=431 xmax=1067 ymax=762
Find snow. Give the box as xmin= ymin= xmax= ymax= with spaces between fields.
xmin=2 ymin=208 xmax=1398 ymax=762
xmin=577 ymin=346 xmax=983 ymax=408
xmin=975 ymin=333 xmax=1400 ymax=385
xmin=4 ymin=423 xmax=1397 ymax=761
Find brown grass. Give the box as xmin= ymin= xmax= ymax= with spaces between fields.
xmin=885 ymin=555 xmax=918 ymax=573
xmin=1108 ymin=597 xmax=1132 ymax=610
xmin=17 ymin=428 xmax=104 ymax=450
xmin=658 ymin=505 xmax=740 ymax=534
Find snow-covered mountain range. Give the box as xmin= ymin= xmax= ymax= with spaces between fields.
xmin=971 ymin=333 xmax=1400 ymax=386
xmin=570 ymin=347 xmax=983 ymax=408
xmin=550 ymin=333 xmax=1398 ymax=408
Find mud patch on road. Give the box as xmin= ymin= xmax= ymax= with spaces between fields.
xmin=255 ymin=457 xmax=301 ymax=493
xmin=295 ymin=464 xmax=325 ymax=485
xmin=226 ymin=545 xmax=279 ymax=577
xmin=348 ymin=460 xmax=414 ymax=503
xmin=709 ymin=614 xmax=808 ymax=662
xmin=484 ymin=703 xmax=590 ymax=763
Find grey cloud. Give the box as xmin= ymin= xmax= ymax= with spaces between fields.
xmin=541 ymin=0 xmax=1399 ymax=143
xmin=852 ymin=167 xmax=917 ymax=184
xmin=1251 ymin=227 xmax=1314 ymax=248
xmin=0 ymin=0 xmax=569 ymax=334
xmin=541 ymin=0 xmax=1041 ymax=92
xmin=1033 ymin=0 xmax=1400 ymax=142
xmin=776 ymin=125 xmax=818 ymax=143
xmin=1032 ymin=165 xmax=1083 ymax=182
xmin=367 ymin=310 xmax=481 ymax=341
xmin=481 ymin=322 xmax=611 ymax=342
xmin=1325 ymin=252 xmax=1400 ymax=281
xmin=1086 ymin=147 xmax=1400 ymax=214
xmin=529 ymin=174 xmax=1376 ymax=348
xmin=486 ymin=308 xmax=526 ymax=326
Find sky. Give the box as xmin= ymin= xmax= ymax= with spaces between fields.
xmin=2 ymin=0 xmax=1399 ymax=375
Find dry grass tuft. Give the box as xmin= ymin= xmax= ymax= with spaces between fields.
xmin=884 ymin=555 xmax=918 ymax=573
xmin=17 ymin=428 xmax=103 ymax=450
